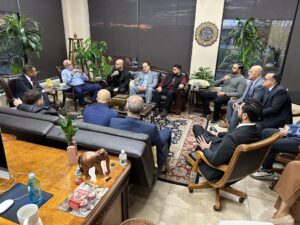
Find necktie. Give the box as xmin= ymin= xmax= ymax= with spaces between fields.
xmin=263 ymin=90 xmax=271 ymax=104
xmin=245 ymin=82 xmax=254 ymax=99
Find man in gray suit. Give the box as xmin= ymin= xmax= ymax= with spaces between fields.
xmin=220 ymin=65 xmax=265 ymax=130
xmin=129 ymin=61 xmax=158 ymax=103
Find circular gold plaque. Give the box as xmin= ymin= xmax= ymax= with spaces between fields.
xmin=195 ymin=22 xmax=219 ymax=47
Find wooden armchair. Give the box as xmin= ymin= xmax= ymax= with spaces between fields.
xmin=188 ymin=132 xmax=281 ymax=211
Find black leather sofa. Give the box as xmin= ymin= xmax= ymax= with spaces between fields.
xmin=0 ymin=106 xmax=162 ymax=187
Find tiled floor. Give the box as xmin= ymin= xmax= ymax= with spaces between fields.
xmin=128 ymin=176 xmax=279 ymax=225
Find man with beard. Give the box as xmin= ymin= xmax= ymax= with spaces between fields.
xmin=200 ymin=63 xmax=247 ymax=123
xmin=106 ymin=58 xmax=131 ymax=94
xmin=192 ymin=98 xmax=262 ymax=182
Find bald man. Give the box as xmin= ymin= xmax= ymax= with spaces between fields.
xmin=223 ymin=65 xmax=265 ymax=130
xmin=106 ymin=59 xmax=131 ymax=94
xmin=61 ymin=60 xmax=101 ymax=106
xmin=83 ymin=89 xmax=118 ymax=126
xmin=110 ymin=95 xmax=172 ymax=168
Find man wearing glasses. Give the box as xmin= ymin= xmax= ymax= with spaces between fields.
xmin=61 ymin=59 xmax=101 ymax=106
xmin=129 ymin=61 xmax=158 ymax=103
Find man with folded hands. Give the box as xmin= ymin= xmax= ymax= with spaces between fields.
xmin=191 ymin=98 xmax=262 ymax=182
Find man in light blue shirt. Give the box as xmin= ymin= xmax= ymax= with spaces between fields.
xmin=61 ymin=59 xmax=101 ymax=106
xmin=129 ymin=61 xmax=158 ymax=103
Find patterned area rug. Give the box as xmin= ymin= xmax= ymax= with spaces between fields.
xmin=154 ymin=114 xmax=206 ymax=186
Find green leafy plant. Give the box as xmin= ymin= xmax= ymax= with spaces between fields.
xmin=0 ymin=14 xmax=42 ymax=64
xmin=190 ymin=67 xmax=214 ymax=85
xmin=228 ymin=17 xmax=263 ymax=72
xmin=59 ymin=115 xmax=79 ymax=146
xmin=75 ymin=38 xmax=112 ymax=79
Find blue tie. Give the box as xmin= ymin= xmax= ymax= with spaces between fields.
xmin=263 ymin=90 xmax=271 ymax=103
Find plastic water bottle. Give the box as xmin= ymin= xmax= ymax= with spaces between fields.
xmin=119 ymin=149 xmax=127 ymax=166
xmin=28 ymin=172 xmax=43 ymax=205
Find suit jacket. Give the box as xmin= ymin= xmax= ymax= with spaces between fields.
xmin=259 ymin=84 xmax=292 ymax=129
xmin=107 ymin=69 xmax=131 ymax=91
xmin=200 ymin=125 xmax=262 ymax=182
xmin=240 ymin=77 xmax=265 ymax=102
xmin=15 ymin=74 xmax=43 ymax=99
xmin=134 ymin=71 xmax=158 ymax=89
xmin=83 ymin=103 xmax=118 ymax=127
xmin=17 ymin=103 xmax=58 ymax=116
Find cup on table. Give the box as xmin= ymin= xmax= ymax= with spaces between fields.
xmin=17 ymin=204 xmax=43 ymax=225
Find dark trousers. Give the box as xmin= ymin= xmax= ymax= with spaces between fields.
xmin=74 ymin=83 xmax=101 ymax=104
xmin=42 ymin=92 xmax=50 ymax=106
xmin=192 ymin=124 xmax=222 ymax=146
xmin=106 ymin=85 xmax=127 ymax=94
xmin=200 ymin=91 xmax=230 ymax=120
xmin=262 ymin=128 xmax=300 ymax=169
xmin=152 ymin=88 xmax=176 ymax=112
xmin=158 ymin=128 xmax=172 ymax=167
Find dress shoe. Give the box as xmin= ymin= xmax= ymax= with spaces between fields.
xmin=218 ymin=121 xmax=229 ymax=128
xmin=209 ymin=126 xmax=218 ymax=133
xmin=270 ymin=214 xmax=294 ymax=225
xmin=199 ymin=113 xmax=207 ymax=118
xmin=161 ymin=110 xmax=168 ymax=117
xmin=210 ymin=119 xmax=219 ymax=124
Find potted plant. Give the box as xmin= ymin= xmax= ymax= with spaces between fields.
xmin=60 ymin=115 xmax=79 ymax=165
xmin=190 ymin=67 xmax=214 ymax=88
xmin=227 ymin=17 xmax=263 ymax=72
xmin=0 ymin=14 xmax=42 ymax=71
xmin=75 ymin=38 xmax=112 ymax=80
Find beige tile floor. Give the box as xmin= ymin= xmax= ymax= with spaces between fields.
xmin=128 ymin=176 xmax=280 ymax=225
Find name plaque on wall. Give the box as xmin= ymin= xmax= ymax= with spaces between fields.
xmin=195 ymin=22 xmax=219 ymax=47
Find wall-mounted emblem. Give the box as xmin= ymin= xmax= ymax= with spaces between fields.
xmin=195 ymin=22 xmax=219 ymax=47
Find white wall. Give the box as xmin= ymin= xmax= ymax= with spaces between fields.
xmin=61 ymin=0 xmax=90 ymax=55
xmin=190 ymin=0 xmax=225 ymax=76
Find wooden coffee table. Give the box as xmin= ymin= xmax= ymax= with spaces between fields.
xmin=0 ymin=137 xmax=131 ymax=225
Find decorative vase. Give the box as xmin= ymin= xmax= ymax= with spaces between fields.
xmin=67 ymin=141 xmax=78 ymax=166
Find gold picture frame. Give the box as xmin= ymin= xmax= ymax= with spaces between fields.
xmin=195 ymin=22 xmax=219 ymax=47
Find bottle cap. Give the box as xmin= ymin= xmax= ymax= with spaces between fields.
xmin=121 ymin=149 xmax=125 ymax=154
xmin=29 ymin=172 xmax=35 ymax=179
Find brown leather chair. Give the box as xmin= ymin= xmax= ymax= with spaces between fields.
xmin=188 ymin=132 xmax=281 ymax=211
xmin=0 ymin=74 xmax=20 ymax=107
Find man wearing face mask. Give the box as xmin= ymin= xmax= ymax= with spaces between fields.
xmin=15 ymin=64 xmax=52 ymax=106
xmin=61 ymin=59 xmax=101 ymax=106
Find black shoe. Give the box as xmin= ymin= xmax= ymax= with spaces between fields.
xmin=210 ymin=119 xmax=219 ymax=124
xmin=161 ymin=110 xmax=168 ymax=117
xmin=199 ymin=113 xmax=207 ymax=118
xmin=209 ymin=126 xmax=218 ymax=132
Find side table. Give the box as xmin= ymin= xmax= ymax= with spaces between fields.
xmin=188 ymin=87 xmax=208 ymax=113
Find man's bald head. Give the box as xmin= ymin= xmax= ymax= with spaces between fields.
xmin=248 ymin=65 xmax=262 ymax=81
xmin=115 ymin=59 xmax=124 ymax=70
xmin=96 ymin=89 xmax=111 ymax=104
xmin=63 ymin=59 xmax=73 ymax=68
xmin=127 ymin=95 xmax=144 ymax=114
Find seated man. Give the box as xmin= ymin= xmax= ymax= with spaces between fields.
xmin=257 ymin=72 xmax=292 ymax=129
xmin=152 ymin=64 xmax=187 ymax=117
xmin=129 ymin=61 xmax=158 ymax=103
xmin=110 ymin=95 xmax=172 ymax=167
xmin=83 ymin=89 xmax=118 ymax=126
xmin=13 ymin=89 xmax=58 ymax=115
xmin=200 ymin=63 xmax=247 ymax=123
xmin=251 ymin=121 xmax=300 ymax=180
xmin=15 ymin=64 xmax=52 ymax=106
xmin=61 ymin=60 xmax=101 ymax=106
xmin=106 ymin=59 xmax=131 ymax=94
xmin=193 ymin=98 xmax=262 ymax=182
xmin=221 ymin=65 xmax=265 ymax=130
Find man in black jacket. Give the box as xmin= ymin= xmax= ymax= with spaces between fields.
xmin=106 ymin=59 xmax=131 ymax=94
xmin=13 ymin=89 xmax=58 ymax=116
xmin=257 ymin=72 xmax=292 ymax=129
xmin=193 ymin=98 xmax=262 ymax=182
xmin=15 ymin=64 xmax=52 ymax=106
xmin=152 ymin=64 xmax=187 ymax=117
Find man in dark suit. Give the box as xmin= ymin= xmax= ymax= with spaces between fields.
xmin=13 ymin=89 xmax=57 ymax=116
xmin=226 ymin=65 xmax=265 ymax=130
xmin=152 ymin=64 xmax=187 ymax=117
xmin=110 ymin=95 xmax=172 ymax=167
xmin=83 ymin=89 xmax=118 ymax=126
xmin=106 ymin=59 xmax=131 ymax=94
xmin=193 ymin=98 xmax=262 ymax=182
xmin=15 ymin=64 xmax=52 ymax=106
xmin=257 ymin=72 xmax=292 ymax=129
